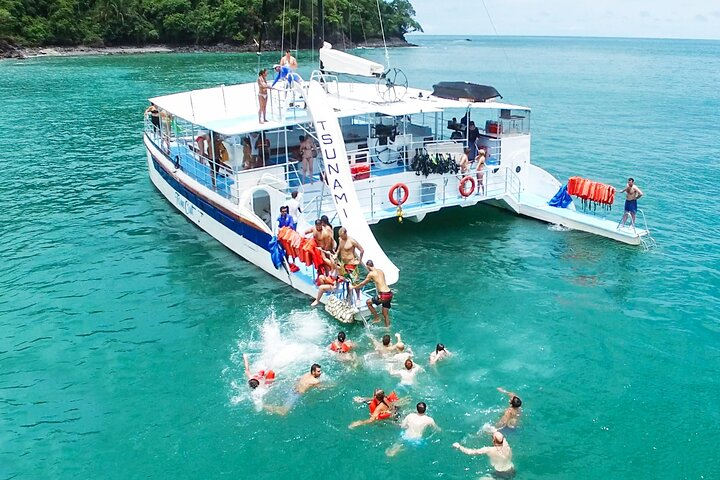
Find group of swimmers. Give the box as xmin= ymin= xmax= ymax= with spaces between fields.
xmin=242 ymin=327 xmax=523 ymax=478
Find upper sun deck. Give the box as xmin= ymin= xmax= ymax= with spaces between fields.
xmin=149 ymin=80 xmax=531 ymax=136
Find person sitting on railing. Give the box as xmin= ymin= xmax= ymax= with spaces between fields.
xmin=277 ymin=205 xmax=297 ymax=231
xmin=311 ymin=251 xmax=341 ymax=307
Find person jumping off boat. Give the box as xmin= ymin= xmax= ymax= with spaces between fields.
xmin=495 ymin=387 xmax=522 ymax=429
xmin=386 ymin=402 xmax=441 ymax=457
xmin=453 ymin=430 xmax=516 ymax=479
xmin=352 ymin=260 xmax=393 ymax=326
xmin=618 ymin=177 xmax=643 ymax=228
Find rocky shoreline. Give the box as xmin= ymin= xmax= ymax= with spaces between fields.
xmin=0 ymin=37 xmax=414 ymax=60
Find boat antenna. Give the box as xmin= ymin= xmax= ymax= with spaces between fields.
xmin=374 ymin=0 xmax=390 ymax=68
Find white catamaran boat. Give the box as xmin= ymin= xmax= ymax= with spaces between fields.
xmin=143 ymin=42 xmax=654 ymax=321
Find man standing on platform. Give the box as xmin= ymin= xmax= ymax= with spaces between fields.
xmin=352 ymin=260 xmax=393 ymax=326
xmin=618 ymin=177 xmax=644 ymax=228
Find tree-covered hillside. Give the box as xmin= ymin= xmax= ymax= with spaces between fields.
xmin=0 ymin=0 xmax=422 ymax=47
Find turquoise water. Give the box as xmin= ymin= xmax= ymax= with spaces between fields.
xmin=1 ymin=36 xmax=719 ymax=479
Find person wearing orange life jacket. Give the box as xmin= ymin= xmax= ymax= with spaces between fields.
xmin=349 ymin=389 xmax=400 ymax=428
xmin=243 ymin=353 xmax=276 ymax=412
xmin=243 ymin=353 xmax=276 ymax=388
xmin=329 ymin=331 xmax=358 ymax=365
xmin=329 ymin=331 xmax=354 ymax=353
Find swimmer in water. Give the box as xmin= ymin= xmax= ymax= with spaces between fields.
xmin=372 ymin=333 xmax=404 ymax=356
xmin=495 ymin=387 xmax=522 ymax=429
xmin=329 ymin=331 xmax=358 ymax=365
xmin=453 ymin=430 xmax=515 ymax=479
xmin=349 ymin=389 xmax=398 ymax=428
xmin=386 ymin=402 xmax=440 ymax=457
xmin=388 ymin=358 xmax=423 ymax=386
xmin=243 ymin=353 xmax=276 ymax=411
xmin=429 ymin=343 xmax=451 ymax=365
xmin=264 ymin=363 xmax=322 ymax=415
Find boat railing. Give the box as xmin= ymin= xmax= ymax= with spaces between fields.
xmin=145 ymin=121 xmax=242 ymax=204
xmin=305 ymin=164 xmax=523 ymax=224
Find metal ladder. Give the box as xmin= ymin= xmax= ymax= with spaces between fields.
xmin=637 ymin=210 xmax=657 ymax=251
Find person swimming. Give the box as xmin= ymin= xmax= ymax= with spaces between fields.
xmin=243 ymin=353 xmax=277 ymax=412
xmin=429 ymin=343 xmax=451 ymax=365
xmin=372 ymin=333 xmax=404 ymax=356
xmin=496 ymin=387 xmax=522 ymax=429
xmin=388 ymin=358 xmax=423 ymax=386
xmin=453 ymin=430 xmax=515 ymax=479
xmin=386 ymin=402 xmax=440 ymax=456
xmin=329 ymin=331 xmax=358 ymax=365
xmin=264 ymin=363 xmax=323 ymax=416
xmin=349 ymin=389 xmax=399 ymax=428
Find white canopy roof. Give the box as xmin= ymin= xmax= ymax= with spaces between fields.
xmin=149 ymin=81 xmax=529 ymax=136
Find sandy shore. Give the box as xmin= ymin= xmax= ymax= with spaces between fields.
xmin=1 ymin=38 xmax=414 ymax=60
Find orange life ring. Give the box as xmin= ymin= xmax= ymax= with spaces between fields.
xmin=388 ymin=183 xmax=409 ymax=206
xmin=459 ymin=175 xmax=476 ymax=197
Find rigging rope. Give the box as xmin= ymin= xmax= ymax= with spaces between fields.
xmin=281 ymin=0 xmax=287 ymax=53
xmin=480 ymin=0 xmax=522 ymax=95
xmin=296 ymin=0 xmax=302 ymax=54
xmin=375 ymin=0 xmax=390 ymax=68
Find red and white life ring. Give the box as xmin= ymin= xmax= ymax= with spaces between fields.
xmin=459 ymin=176 xmax=476 ymax=197
xmin=388 ymin=183 xmax=410 ymax=206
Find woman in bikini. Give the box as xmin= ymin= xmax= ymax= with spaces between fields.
xmin=476 ymin=148 xmax=486 ymax=196
xmin=257 ymin=69 xmax=269 ymax=124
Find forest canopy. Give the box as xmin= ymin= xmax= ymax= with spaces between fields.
xmin=0 ymin=0 xmax=422 ymax=47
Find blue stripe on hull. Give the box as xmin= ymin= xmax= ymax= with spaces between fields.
xmin=151 ymin=156 xmax=272 ymax=252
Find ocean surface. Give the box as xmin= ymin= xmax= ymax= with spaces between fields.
xmin=1 ymin=36 xmax=719 ymax=479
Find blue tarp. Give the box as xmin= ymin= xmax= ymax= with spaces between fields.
xmin=268 ymin=235 xmax=286 ymax=269
xmin=548 ymin=184 xmax=573 ymax=208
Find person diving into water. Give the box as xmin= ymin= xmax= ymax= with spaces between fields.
xmin=243 ymin=353 xmax=276 ymax=411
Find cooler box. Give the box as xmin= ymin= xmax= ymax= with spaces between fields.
xmin=485 ymin=121 xmax=503 ymax=135
xmin=350 ymin=163 xmax=370 ymax=180
xmin=421 ymin=183 xmax=436 ymax=204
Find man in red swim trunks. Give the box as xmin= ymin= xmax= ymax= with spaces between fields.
xmin=352 ymin=260 xmax=393 ymax=326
